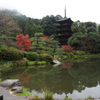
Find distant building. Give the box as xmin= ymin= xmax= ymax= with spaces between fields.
xmin=55 ymin=7 xmax=73 ymax=45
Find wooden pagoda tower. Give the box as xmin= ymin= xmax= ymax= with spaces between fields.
xmin=55 ymin=7 xmax=73 ymax=45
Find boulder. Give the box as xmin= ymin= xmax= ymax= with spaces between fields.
xmin=0 ymin=79 xmax=21 ymax=88
xmin=11 ymin=86 xmax=22 ymax=93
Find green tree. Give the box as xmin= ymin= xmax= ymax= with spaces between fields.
xmin=80 ymin=38 xmax=95 ymax=52
xmin=84 ymin=22 xmax=97 ymax=34
xmin=68 ymin=20 xmax=87 ymax=49
xmin=71 ymin=20 xmax=87 ymax=33
xmin=24 ymin=18 xmax=32 ymax=36
xmin=32 ymin=18 xmax=42 ymax=25
xmin=30 ymin=33 xmax=44 ymax=51
xmin=68 ymin=32 xmax=87 ymax=49
xmin=87 ymin=33 xmax=100 ymax=53
xmin=31 ymin=33 xmax=62 ymax=56
xmin=41 ymin=15 xmax=59 ymax=36
xmin=98 ymin=24 xmax=100 ymax=34
xmin=31 ymin=24 xmax=43 ymax=37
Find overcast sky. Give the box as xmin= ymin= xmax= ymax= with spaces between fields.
xmin=0 ymin=0 xmax=100 ymax=23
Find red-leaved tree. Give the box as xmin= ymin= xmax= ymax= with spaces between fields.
xmin=16 ymin=34 xmax=31 ymax=51
xmin=61 ymin=45 xmax=73 ymax=52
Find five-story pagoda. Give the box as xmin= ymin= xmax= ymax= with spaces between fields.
xmin=55 ymin=7 xmax=73 ymax=45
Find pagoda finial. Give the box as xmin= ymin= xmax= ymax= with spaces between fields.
xmin=64 ymin=6 xmax=67 ymax=18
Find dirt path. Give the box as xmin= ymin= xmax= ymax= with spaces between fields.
xmin=0 ymin=86 xmax=28 ymax=100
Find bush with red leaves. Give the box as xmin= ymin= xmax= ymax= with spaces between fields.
xmin=61 ymin=45 xmax=73 ymax=52
xmin=16 ymin=34 xmax=31 ymax=51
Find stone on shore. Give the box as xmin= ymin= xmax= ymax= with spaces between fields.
xmin=0 ymin=79 xmax=21 ymax=88
xmin=11 ymin=86 xmax=22 ymax=93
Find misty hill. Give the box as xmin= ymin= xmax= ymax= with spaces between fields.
xmin=0 ymin=8 xmax=63 ymax=36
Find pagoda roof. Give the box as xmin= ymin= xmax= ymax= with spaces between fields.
xmin=56 ymin=17 xmax=73 ymax=23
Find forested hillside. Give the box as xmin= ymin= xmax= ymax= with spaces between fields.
xmin=0 ymin=9 xmax=62 ymax=37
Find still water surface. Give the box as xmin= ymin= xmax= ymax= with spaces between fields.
xmin=1 ymin=58 xmax=100 ymax=99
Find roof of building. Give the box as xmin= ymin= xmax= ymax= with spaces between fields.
xmin=56 ymin=17 xmax=73 ymax=23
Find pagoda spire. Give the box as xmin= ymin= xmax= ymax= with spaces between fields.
xmin=64 ymin=6 xmax=67 ymax=18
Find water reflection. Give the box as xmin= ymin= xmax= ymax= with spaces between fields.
xmin=1 ymin=58 xmax=100 ymax=99
xmin=62 ymin=61 xmax=73 ymax=69
xmin=18 ymin=72 xmax=31 ymax=84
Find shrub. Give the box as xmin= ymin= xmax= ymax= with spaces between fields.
xmin=66 ymin=52 xmax=75 ymax=58
xmin=0 ymin=47 xmax=25 ymax=61
xmin=27 ymin=61 xmax=35 ymax=66
xmin=73 ymin=50 xmax=86 ymax=56
xmin=0 ymin=60 xmax=13 ymax=69
xmin=39 ymin=54 xmax=53 ymax=63
xmin=61 ymin=45 xmax=73 ymax=52
xmin=16 ymin=34 xmax=31 ymax=51
xmin=14 ymin=58 xmax=28 ymax=66
xmin=26 ymin=52 xmax=39 ymax=61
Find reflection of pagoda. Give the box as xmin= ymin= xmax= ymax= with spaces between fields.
xmin=55 ymin=7 xmax=73 ymax=45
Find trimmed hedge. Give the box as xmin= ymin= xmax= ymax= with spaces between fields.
xmin=27 ymin=61 xmax=46 ymax=66
xmin=39 ymin=54 xmax=53 ymax=63
xmin=0 ymin=47 xmax=25 ymax=61
xmin=26 ymin=52 xmax=39 ymax=61
xmin=73 ymin=50 xmax=86 ymax=56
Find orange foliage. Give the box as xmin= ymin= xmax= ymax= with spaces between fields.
xmin=40 ymin=35 xmax=52 ymax=40
xmin=61 ymin=45 xmax=73 ymax=52
xmin=16 ymin=34 xmax=31 ymax=51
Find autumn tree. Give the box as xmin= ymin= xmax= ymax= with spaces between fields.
xmin=61 ymin=45 xmax=73 ymax=52
xmin=16 ymin=34 xmax=31 ymax=51
xmin=0 ymin=10 xmax=22 ymax=36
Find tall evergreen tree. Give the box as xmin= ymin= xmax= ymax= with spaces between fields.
xmin=98 ymin=24 xmax=100 ymax=34
xmin=24 ymin=18 xmax=32 ymax=36
xmin=41 ymin=15 xmax=59 ymax=36
xmin=31 ymin=24 xmax=43 ymax=37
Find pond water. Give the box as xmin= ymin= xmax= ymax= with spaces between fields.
xmin=1 ymin=58 xmax=100 ymax=99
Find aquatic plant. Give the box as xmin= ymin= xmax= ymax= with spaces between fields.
xmin=29 ymin=95 xmax=40 ymax=100
xmin=42 ymin=86 xmax=53 ymax=100
xmin=85 ymin=96 xmax=95 ymax=100
xmin=63 ymin=97 xmax=72 ymax=100
xmin=16 ymin=88 xmax=32 ymax=96
xmin=44 ymin=90 xmax=53 ymax=100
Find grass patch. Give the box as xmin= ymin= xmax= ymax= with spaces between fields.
xmin=16 ymin=88 xmax=32 ymax=96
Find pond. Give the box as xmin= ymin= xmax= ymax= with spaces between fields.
xmin=1 ymin=58 xmax=100 ymax=99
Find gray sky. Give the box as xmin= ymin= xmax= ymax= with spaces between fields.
xmin=0 ymin=0 xmax=100 ymax=23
